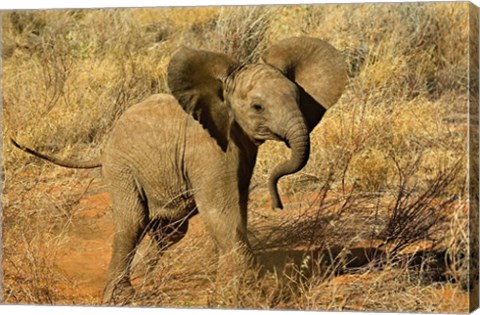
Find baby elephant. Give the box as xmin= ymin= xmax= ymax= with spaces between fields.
xmin=12 ymin=37 xmax=347 ymax=304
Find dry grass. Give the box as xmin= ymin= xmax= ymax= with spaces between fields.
xmin=2 ymin=2 xmax=474 ymax=312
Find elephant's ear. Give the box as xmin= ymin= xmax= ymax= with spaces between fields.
xmin=262 ymin=37 xmax=347 ymax=132
xmin=168 ymin=47 xmax=239 ymax=151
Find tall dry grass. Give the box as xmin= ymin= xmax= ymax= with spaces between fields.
xmin=2 ymin=2 xmax=474 ymax=312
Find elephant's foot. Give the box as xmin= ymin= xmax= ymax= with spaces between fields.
xmin=102 ymin=279 xmax=136 ymax=306
xmin=213 ymin=246 xmax=260 ymax=306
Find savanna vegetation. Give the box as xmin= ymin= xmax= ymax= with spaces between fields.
xmin=2 ymin=2 xmax=478 ymax=312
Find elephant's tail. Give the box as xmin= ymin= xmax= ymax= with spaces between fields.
xmin=11 ymin=138 xmax=102 ymax=169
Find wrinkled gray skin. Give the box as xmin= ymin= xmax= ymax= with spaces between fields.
xmin=11 ymin=37 xmax=347 ymax=304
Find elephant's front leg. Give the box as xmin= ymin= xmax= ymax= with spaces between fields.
xmin=201 ymin=206 xmax=255 ymax=267
xmin=193 ymin=178 xmax=256 ymax=290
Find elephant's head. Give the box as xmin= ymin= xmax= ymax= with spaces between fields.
xmin=168 ymin=37 xmax=347 ymax=209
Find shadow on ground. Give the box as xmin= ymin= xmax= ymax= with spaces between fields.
xmin=257 ymin=245 xmax=451 ymax=283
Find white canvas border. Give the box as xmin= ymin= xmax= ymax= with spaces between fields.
xmin=1 ymin=1 xmax=478 ymax=315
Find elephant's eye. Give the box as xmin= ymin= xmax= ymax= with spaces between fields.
xmin=251 ymin=103 xmax=264 ymax=113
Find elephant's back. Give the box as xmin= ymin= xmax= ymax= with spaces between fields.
xmin=108 ymin=94 xmax=192 ymax=143
xmin=120 ymin=93 xmax=187 ymax=127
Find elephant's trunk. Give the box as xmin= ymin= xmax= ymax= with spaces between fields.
xmin=269 ymin=116 xmax=310 ymax=209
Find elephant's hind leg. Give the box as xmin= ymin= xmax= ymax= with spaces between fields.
xmin=103 ymin=182 xmax=149 ymax=305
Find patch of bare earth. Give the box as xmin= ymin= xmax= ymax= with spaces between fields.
xmin=55 ymin=191 xmax=113 ymax=300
